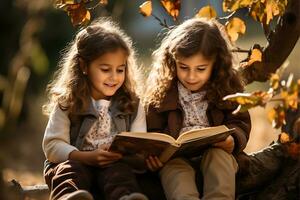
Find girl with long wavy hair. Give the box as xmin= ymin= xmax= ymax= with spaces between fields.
xmin=42 ymin=18 xmax=148 ymax=200
xmin=144 ymin=18 xmax=251 ymax=200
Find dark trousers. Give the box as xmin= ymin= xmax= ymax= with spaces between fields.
xmin=44 ymin=160 xmax=142 ymax=200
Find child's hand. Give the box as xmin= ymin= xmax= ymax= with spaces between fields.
xmin=90 ymin=148 xmax=123 ymax=166
xmin=69 ymin=148 xmax=122 ymax=167
xmin=213 ymin=135 xmax=235 ymax=154
xmin=146 ymin=156 xmax=163 ymax=171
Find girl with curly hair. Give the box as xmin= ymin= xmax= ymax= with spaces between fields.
xmin=144 ymin=18 xmax=251 ymax=200
xmin=43 ymin=18 xmax=148 ymax=200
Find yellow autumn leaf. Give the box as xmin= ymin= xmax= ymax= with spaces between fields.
xmin=160 ymin=0 xmax=181 ymax=21
xmin=100 ymin=0 xmax=108 ymax=5
xmin=250 ymin=0 xmax=287 ymax=24
xmin=223 ymin=93 xmax=257 ymax=105
xmin=270 ymin=105 xmax=286 ymax=128
xmin=223 ymin=0 xmax=252 ymax=12
xmin=268 ymin=108 xmax=277 ymax=123
xmin=247 ymin=48 xmax=262 ymax=66
xmin=225 ymin=17 xmax=246 ymax=42
xmin=269 ymin=73 xmax=280 ymax=90
xmin=265 ymin=0 xmax=279 ymax=24
xmin=196 ymin=5 xmax=217 ymax=19
xmin=279 ymin=132 xmax=292 ymax=143
xmin=67 ymin=2 xmax=90 ymax=26
xmin=280 ymin=86 xmax=298 ymax=110
xmin=139 ymin=1 xmax=152 ymax=17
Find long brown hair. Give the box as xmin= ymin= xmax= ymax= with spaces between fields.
xmin=143 ymin=18 xmax=244 ymax=109
xmin=43 ymin=18 xmax=142 ymax=116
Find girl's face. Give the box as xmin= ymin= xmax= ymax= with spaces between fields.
xmin=83 ymin=48 xmax=127 ymax=100
xmin=176 ymin=52 xmax=214 ymax=92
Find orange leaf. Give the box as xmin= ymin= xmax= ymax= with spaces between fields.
xmin=139 ymin=1 xmax=152 ymax=17
xmin=222 ymin=0 xmax=252 ymax=12
xmin=270 ymin=105 xmax=286 ymax=128
xmin=279 ymin=132 xmax=291 ymax=143
xmin=195 ymin=5 xmax=217 ymax=19
xmin=269 ymin=73 xmax=280 ymax=90
xmin=67 ymin=2 xmax=90 ymax=26
xmin=160 ymin=0 xmax=181 ymax=21
xmin=247 ymin=48 xmax=262 ymax=66
xmin=225 ymin=17 xmax=246 ymax=42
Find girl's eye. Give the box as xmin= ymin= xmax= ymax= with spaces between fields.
xmin=179 ymin=66 xmax=188 ymax=70
xmin=100 ymin=68 xmax=110 ymax=72
xmin=117 ymin=69 xmax=125 ymax=73
xmin=197 ymin=67 xmax=206 ymax=71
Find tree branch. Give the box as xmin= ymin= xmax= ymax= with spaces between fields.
xmin=240 ymin=0 xmax=300 ymax=85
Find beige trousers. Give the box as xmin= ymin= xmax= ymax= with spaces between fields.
xmin=159 ymin=148 xmax=238 ymax=200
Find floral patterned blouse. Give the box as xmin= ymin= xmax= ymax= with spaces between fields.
xmin=82 ymin=99 xmax=117 ymax=151
xmin=178 ymin=82 xmax=210 ymax=134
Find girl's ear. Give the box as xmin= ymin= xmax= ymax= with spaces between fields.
xmin=79 ymin=58 xmax=87 ymax=75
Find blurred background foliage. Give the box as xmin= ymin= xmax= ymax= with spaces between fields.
xmin=0 ymin=0 xmax=299 ymax=193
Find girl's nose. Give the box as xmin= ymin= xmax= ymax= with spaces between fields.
xmin=109 ymin=71 xmax=118 ymax=81
xmin=187 ymin=70 xmax=196 ymax=81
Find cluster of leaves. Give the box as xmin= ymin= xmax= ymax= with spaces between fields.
xmin=139 ymin=0 xmax=247 ymax=42
xmin=139 ymin=0 xmax=288 ymax=43
xmin=53 ymin=0 xmax=108 ymax=26
xmin=224 ymin=69 xmax=300 ymax=158
xmin=223 ymin=0 xmax=288 ymax=25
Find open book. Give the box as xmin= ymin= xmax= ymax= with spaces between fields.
xmin=109 ymin=125 xmax=234 ymax=163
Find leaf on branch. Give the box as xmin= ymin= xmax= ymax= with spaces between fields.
xmin=195 ymin=5 xmax=217 ymax=19
xmin=67 ymin=2 xmax=91 ymax=26
xmin=139 ymin=1 xmax=152 ymax=17
xmin=279 ymin=132 xmax=292 ymax=143
xmin=270 ymin=73 xmax=280 ymax=90
xmin=247 ymin=48 xmax=262 ymax=66
xmin=222 ymin=0 xmax=253 ymax=12
xmin=280 ymin=83 xmax=298 ymax=110
xmin=223 ymin=91 xmax=272 ymax=113
xmin=250 ymin=0 xmax=288 ymax=24
xmin=160 ymin=0 xmax=181 ymax=21
xmin=268 ymin=105 xmax=286 ymax=128
xmin=225 ymin=17 xmax=246 ymax=42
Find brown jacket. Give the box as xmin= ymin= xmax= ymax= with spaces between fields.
xmin=146 ymin=82 xmax=251 ymax=154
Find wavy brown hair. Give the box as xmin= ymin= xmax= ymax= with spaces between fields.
xmin=43 ymin=18 xmax=142 ymax=116
xmin=143 ymin=18 xmax=244 ymax=109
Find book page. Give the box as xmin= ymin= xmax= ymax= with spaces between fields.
xmin=176 ymin=125 xmax=233 ymax=144
xmin=118 ymin=132 xmax=176 ymax=144
xmin=172 ymin=131 xmax=232 ymax=158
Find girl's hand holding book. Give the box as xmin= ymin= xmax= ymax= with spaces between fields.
xmin=146 ymin=156 xmax=163 ymax=171
xmin=213 ymin=135 xmax=235 ymax=154
xmin=69 ymin=146 xmax=122 ymax=167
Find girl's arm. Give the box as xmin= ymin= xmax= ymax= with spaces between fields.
xmin=42 ymin=106 xmax=78 ymax=163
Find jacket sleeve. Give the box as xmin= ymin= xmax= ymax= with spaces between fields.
xmin=42 ymin=106 xmax=78 ymax=163
xmin=223 ymin=108 xmax=251 ymax=154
